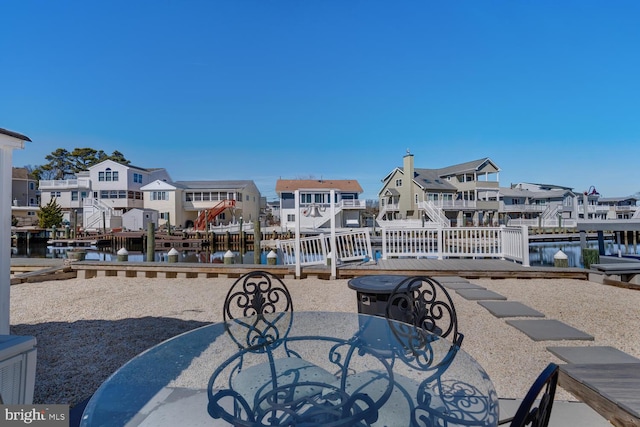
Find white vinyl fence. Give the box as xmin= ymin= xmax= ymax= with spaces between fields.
xmin=381 ymin=225 xmax=530 ymax=266
xmin=277 ymin=229 xmax=373 ymax=266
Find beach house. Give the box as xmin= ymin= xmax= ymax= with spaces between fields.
xmin=276 ymin=179 xmax=365 ymax=231
xmin=141 ymin=179 xmax=262 ymax=230
xmin=500 ymin=183 xmax=577 ymax=228
xmin=11 ymin=167 xmax=39 ymax=226
xmin=378 ymin=152 xmax=501 ymax=227
xmin=38 ymin=159 xmax=171 ymax=230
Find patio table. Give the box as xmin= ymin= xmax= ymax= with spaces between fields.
xmin=80 ymin=311 xmax=499 ymax=426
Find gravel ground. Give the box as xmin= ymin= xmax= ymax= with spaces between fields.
xmin=9 ymin=275 xmax=640 ymax=409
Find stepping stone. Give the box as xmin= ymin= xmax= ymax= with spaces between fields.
xmin=455 ymin=289 xmax=507 ymax=301
xmin=478 ymin=301 xmax=545 ymax=318
xmin=506 ymin=319 xmax=594 ymax=341
xmin=441 ymin=282 xmax=486 ymax=290
xmin=547 ymin=346 xmax=640 ymax=364
xmin=436 ymin=276 xmax=469 ymax=283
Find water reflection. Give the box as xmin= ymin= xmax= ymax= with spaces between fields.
xmin=11 ymin=241 xmax=267 ymax=264
xmin=530 ymin=240 xmax=640 ymax=268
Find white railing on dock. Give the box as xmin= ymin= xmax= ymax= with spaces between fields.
xmin=381 ymin=226 xmax=530 ymax=266
xmin=277 ymin=230 xmax=373 ymax=266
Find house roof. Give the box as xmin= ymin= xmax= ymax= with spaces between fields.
xmin=275 ymin=179 xmax=363 ymax=193
xmin=0 ymin=128 xmax=31 ymax=142
xmin=512 ymin=182 xmax=574 ymax=192
xmin=413 ymin=169 xmax=458 ymax=191
xmin=436 ymin=158 xmax=500 ymax=176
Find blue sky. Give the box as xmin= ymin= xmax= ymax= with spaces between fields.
xmin=3 ymin=1 xmax=639 ymax=201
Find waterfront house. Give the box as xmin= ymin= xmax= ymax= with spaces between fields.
xmin=500 ymin=183 xmax=577 ymax=228
xmin=38 ymin=159 xmax=171 ymax=230
xmin=141 ymin=179 xmax=261 ymax=230
xmin=594 ymin=196 xmax=639 ymax=220
xmin=378 ymin=152 xmax=501 ymax=227
xmin=11 ymin=167 xmax=39 ymax=226
xmin=276 ymin=179 xmax=365 ymax=231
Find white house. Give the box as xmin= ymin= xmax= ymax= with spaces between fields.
xmin=276 ymin=179 xmax=365 ymax=231
xmin=141 ymin=179 xmax=262 ymax=230
xmin=39 ymin=160 xmax=171 ymax=230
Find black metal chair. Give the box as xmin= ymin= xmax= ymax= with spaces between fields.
xmin=499 ymin=363 xmax=559 ymax=427
xmin=211 ymin=271 xmax=348 ymax=425
xmin=385 ymin=276 xmax=462 ymax=345
xmin=223 ymin=270 xmax=293 ymax=321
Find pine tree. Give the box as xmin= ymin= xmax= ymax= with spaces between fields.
xmin=38 ymin=198 xmax=64 ymax=229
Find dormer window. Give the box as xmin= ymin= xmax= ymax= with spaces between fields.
xmin=98 ymin=168 xmax=119 ymax=182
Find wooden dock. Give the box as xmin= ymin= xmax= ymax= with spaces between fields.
xmin=10 ymin=257 xmax=589 ymax=281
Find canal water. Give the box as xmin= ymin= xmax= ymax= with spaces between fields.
xmin=11 ymin=240 xmax=640 ymax=268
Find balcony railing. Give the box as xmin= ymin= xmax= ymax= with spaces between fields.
xmin=38 ymin=179 xmax=91 ymax=189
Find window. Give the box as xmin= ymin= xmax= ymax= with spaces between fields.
xmin=315 ymin=194 xmax=324 ymax=203
xmin=112 ymin=171 xmax=119 ymax=181
xmin=287 ymin=214 xmax=295 ymax=222
xmin=100 ymin=191 xmax=109 ymax=199
xmin=395 ymin=179 xmax=402 ymax=186
xmin=118 ymin=190 xmax=126 ymax=199
xmin=300 ymin=193 xmax=312 ymax=203
xmin=133 ymin=173 xmax=143 ymax=183
xmin=98 ymin=172 xmax=105 ymax=181
xmin=415 ymin=194 xmax=419 ymax=203
xmin=152 ymin=191 xmax=168 ymax=201
xmin=50 ymin=191 xmax=61 ymax=198
xmin=71 ymin=191 xmax=78 ymax=201
xmin=186 ymin=193 xmax=193 ymax=202
xmin=29 ymin=182 xmax=35 ymax=190
xmin=203 ymin=192 xmax=210 ymax=201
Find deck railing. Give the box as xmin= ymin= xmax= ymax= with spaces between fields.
xmin=381 ymin=225 xmax=530 ymax=266
xmin=277 ymin=229 xmax=373 ymax=266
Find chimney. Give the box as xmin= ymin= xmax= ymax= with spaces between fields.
xmin=403 ymin=150 xmax=414 ymax=181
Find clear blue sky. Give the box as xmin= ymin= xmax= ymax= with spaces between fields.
xmin=3 ymin=1 xmax=639 ymax=201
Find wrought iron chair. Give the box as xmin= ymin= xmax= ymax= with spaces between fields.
xmin=385 ymin=276 xmax=462 ymax=345
xmin=498 ymin=363 xmax=559 ymax=427
xmin=375 ymin=276 xmax=467 ymax=425
xmin=210 ymin=271 xmax=344 ymax=425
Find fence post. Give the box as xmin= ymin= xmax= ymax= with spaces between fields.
xmin=437 ymin=226 xmax=444 ymax=260
xmin=381 ymin=228 xmax=387 ymax=260
xmin=521 ymin=225 xmax=530 ymax=267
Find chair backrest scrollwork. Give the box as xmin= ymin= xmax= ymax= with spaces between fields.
xmin=385 ymin=276 xmax=462 ymax=345
xmin=224 ymin=271 xmax=293 ymax=321
xmin=223 ymin=271 xmax=294 ymax=352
